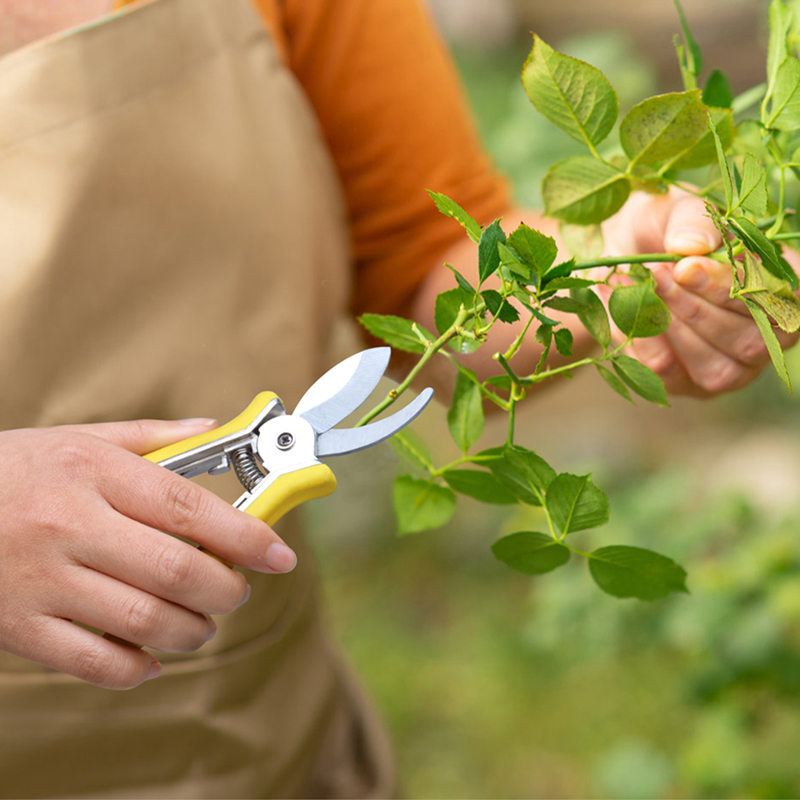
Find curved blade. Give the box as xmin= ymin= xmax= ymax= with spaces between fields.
xmin=294 ymin=348 xmax=391 ymax=434
xmin=316 ymin=388 xmax=434 ymax=457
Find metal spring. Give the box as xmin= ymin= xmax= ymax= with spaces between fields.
xmin=230 ymin=447 xmax=265 ymax=492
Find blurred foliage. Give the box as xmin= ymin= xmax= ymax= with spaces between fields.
xmin=311 ymin=27 xmax=800 ymax=800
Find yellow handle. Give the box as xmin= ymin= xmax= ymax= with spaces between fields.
xmin=143 ymin=393 xmax=337 ymax=561
xmin=144 ymin=391 xmax=280 ymax=465
xmin=250 ymin=463 xmax=337 ymax=526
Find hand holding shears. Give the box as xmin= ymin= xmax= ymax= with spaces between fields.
xmin=146 ymin=347 xmax=433 ymax=559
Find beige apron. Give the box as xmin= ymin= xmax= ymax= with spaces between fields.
xmin=0 ymin=1 xmax=395 ymax=796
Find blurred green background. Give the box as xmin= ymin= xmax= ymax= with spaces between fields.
xmin=309 ymin=2 xmax=800 ymax=797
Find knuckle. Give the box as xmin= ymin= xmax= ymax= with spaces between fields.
xmin=50 ymin=435 xmax=98 ymax=480
xmin=677 ymin=297 xmax=704 ymax=326
xmin=153 ymin=544 xmax=194 ymax=592
xmin=72 ymin=643 xmax=117 ymax=688
xmin=161 ymin=477 xmax=207 ymax=535
xmin=123 ymin=595 xmax=162 ymax=642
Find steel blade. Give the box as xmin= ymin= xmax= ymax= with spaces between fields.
xmin=315 ymin=388 xmax=434 ymax=457
xmin=294 ymin=348 xmax=391 ymax=434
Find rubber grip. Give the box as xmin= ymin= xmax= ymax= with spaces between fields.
xmin=143 ymin=391 xmax=280 ymax=464
xmin=247 ymin=463 xmax=338 ymax=526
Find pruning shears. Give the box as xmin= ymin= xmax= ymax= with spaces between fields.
xmin=144 ymin=348 xmax=433 ymax=535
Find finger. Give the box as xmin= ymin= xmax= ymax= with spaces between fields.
xmin=663 ymin=191 xmax=721 ymax=255
xmin=53 ymin=566 xmax=216 ymax=654
xmin=74 ymin=512 xmax=251 ymax=615
xmin=64 ymin=418 xmax=219 ymax=456
xmin=655 ymin=316 xmax=760 ymax=394
xmin=22 ymin=616 xmax=161 ymax=690
xmin=667 ymin=257 xmax=749 ymax=315
xmin=95 ymin=449 xmax=297 ymax=574
xmin=654 ymin=265 xmax=774 ymax=365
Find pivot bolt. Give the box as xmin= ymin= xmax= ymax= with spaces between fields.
xmin=276 ymin=432 xmax=294 ymax=450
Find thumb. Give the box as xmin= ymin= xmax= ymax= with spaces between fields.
xmin=63 ymin=418 xmax=219 ymax=455
xmin=663 ymin=193 xmax=721 ymax=255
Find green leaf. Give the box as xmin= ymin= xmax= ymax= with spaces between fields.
xmin=673 ymin=0 xmax=703 ymax=84
xmin=498 ymin=243 xmax=532 ymax=282
xmin=608 ymin=282 xmax=671 ymax=338
xmin=708 ymin=113 xmax=734 ymax=213
xmin=737 ymin=153 xmax=769 ymax=216
xmin=702 ymin=69 xmax=733 ymax=108
xmin=393 ymin=476 xmax=456 ymax=535
xmin=589 ymin=545 xmax=689 ymax=600
xmin=443 ymin=469 xmax=519 ymax=505
xmin=521 ymin=35 xmax=619 ymax=148
xmin=446 ymin=263 xmax=476 ymax=294
xmin=542 ymin=258 xmax=577 ymax=282
xmin=492 ymin=531 xmax=570 ymax=576
xmin=554 ymin=328 xmax=573 ymax=356
xmin=485 ymin=375 xmax=513 ymax=392
xmin=534 ymin=323 xmax=553 ymax=374
xmin=559 ymin=222 xmax=605 ymax=260
xmin=447 ymin=370 xmax=485 ymax=452
xmin=571 ymin=288 xmax=611 ymax=351
xmin=596 ymin=363 xmax=633 ymax=402
xmin=546 ymin=473 xmax=610 ymax=535
xmin=766 ymin=0 xmax=794 ymax=107
xmin=668 ymin=107 xmax=734 ymax=171
xmin=741 ymin=251 xmax=800 ymax=333
xmin=434 ymin=287 xmax=472 ymax=336
xmin=507 ymin=223 xmax=558 ymax=278
xmin=742 ymin=297 xmax=792 ymax=391
xmin=542 ymin=156 xmax=631 ymax=225
xmin=729 ymin=218 xmax=798 ymax=287
xmin=488 ymin=444 xmax=556 ymax=506
xmin=359 ymin=313 xmax=433 ymax=354
xmin=620 ymin=90 xmax=708 ymax=167
xmin=481 ymin=290 xmax=520 ymax=323
xmin=544 ymin=296 xmax=586 ymax=314
xmin=765 ymin=57 xmax=800 ymax=131
xmin=428 ymin=191 xmax=482 ymax=242
xmin=481 ymin=289 xmax=503 ymax=316
xmin=612 ymin=354 xmax=669 ymax=406
xmin=478 ymin=220 xmax=506 ymax=284
xmin=389 ymin=429 xmax=433 ymax=473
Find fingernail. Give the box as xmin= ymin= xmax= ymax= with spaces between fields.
xmin=266 ymin=543 xmax=297 ymax=573
xmin=237 ymin=584 xmax=252 ymax=609
xmin=668 ymin=230 xmax=716 ymax=253
xmin=146 ymin=661 xmax=163 ymax=681
xmin=178 ymin=417 xmax=217 ymax=426
xmin=674 ymin=259 xmax=709 ymax=291
xmin=205 ymin=617 xmax=217 ymax=642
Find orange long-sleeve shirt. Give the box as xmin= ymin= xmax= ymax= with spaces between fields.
xmin=119 ymin=0 xmax=511 ymax=317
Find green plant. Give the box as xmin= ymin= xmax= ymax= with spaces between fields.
xmin=356 ymin=0 xmax=800 ymax=602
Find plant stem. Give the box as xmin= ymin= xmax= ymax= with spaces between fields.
xmin=356 ymin=308 xmax=471 ymax=427
xmin=572 ymin=253 xmax=683 ymax=271
xmin=523 ymin=356 xmax=596 ymax=384
xmin=563 ymin=541 xmax=594 ymax=558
